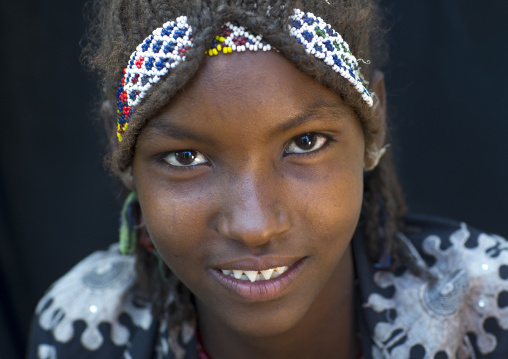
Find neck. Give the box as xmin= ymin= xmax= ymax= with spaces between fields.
xmin=197 ymin=245 xmax=358 ymax=359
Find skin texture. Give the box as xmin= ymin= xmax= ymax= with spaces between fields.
xmin=132 ymin=51 xmax=372 ymax=358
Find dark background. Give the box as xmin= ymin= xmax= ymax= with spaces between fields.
xmin=1 ymin=1 xmax=507 ymax=358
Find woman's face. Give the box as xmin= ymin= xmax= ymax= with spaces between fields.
xmin=132 ymin=51 xmax=366 ymax=336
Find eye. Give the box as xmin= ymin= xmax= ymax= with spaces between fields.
xmin=162 ymin=150 xmax=208 ymax=167
xmin=285 ymin=133 xmax=329 ymax=154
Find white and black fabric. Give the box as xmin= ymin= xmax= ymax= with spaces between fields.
xmin=27 ymin=215 xmax=508 ymax=358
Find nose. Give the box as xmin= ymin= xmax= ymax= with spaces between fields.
xmin=217 ymin=172 xmax=290 ymax=247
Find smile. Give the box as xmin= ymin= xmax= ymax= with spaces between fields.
xmin=220 ymin=266 xmax=289 ymax=282
xmin=212 ymin=258 xmax=307 ymax=302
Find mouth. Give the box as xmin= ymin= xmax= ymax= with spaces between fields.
xmin=220 ymin=266 xmax=290 ymax=282
xmin=211 ymin=257 xmax=307 ymax=302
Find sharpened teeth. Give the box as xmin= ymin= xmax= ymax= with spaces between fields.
xmin=244 ymin=271 xmax=258 ymax=282
xmin=260 ymin=268 xmax=274 ymax=280
xmin=220 ymin=266 xmax=289 ymax=282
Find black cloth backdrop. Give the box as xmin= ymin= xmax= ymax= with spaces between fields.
xmin=1 ymin=1 xmax=507 ymax=358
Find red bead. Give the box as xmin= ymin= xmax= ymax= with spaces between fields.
xmin=135 ymin=57 xmax=145 ymax=69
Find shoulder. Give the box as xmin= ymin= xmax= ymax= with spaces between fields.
xmin=27 ymin=244 xmax=156 ymax=358
xmin=360 ymin=215 xmax=508 ymax=358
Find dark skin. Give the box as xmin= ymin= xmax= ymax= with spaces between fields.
xmin=132 ymin=51 xmax=386 ymax=359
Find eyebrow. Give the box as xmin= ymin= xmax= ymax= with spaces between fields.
xmin=274 ymin=100 xmax=349 ymax=134
xmin=144 ymin=99 xmax=349 ymax=141
xmin=144 ymin=118 xmax=209 ymax=142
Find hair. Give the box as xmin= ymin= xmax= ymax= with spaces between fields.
xmin=83 ymin=0 xmax=407 ymax=337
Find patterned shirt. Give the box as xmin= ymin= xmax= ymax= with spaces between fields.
xmin=28 ymin=215 xmax=508 ymax=358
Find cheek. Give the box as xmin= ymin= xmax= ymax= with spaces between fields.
xmin=289 ymin=149 xmax=364 ymax=259
xmin=304 ymin=168 xmax=363 ymax=239
xmin=134 ymin=175 xmax=216 ymax=279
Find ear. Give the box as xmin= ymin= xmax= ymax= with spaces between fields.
xmin=119 ymin=166 xmax=136 ymax=190
xmin=364 ymin=69 xmax=388 ymax=171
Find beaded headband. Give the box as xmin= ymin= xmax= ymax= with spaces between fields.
xmin=116 ymin=9 xmax=373 ymax=142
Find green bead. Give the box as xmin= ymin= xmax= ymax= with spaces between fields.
xmin=315 ymin=27 xmax=326 ymax=39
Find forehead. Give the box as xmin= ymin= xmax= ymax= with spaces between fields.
xmin=194 ymin=50 xmax=316 ymax=99
xmin=143 ymin=51 xmax=358 ymax=140
xmin=169 ymin=51 xmax=352 ymax=117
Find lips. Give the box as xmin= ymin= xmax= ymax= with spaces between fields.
xmin=211 ymin=257 xmax=307 ymax=302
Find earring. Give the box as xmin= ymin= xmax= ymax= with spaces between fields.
xmin=118 ymin=192 xmax=170 ymax=281
xmin=119 ymin=192 xmax=139 ymax=255
xmin=372 ymin=92 xmax=380 ymax=110
xmin=365 ymin=144 xmax=390 ymax=171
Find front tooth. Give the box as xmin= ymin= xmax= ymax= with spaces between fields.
xmin=260 ymin=269 xmax=274 ymax=280
xmin=275 ymin=266 xmax=288 ymax=274
xmin=244 ymin=270 xmax=258 ymax=282
xmin=233 ymin=270 xmax=243 ymax=279
xmin=221 ymin=269 xmax=231 ymax=275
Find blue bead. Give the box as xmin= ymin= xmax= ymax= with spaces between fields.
xmin=302 ymin=31 xmax=313 ymax=42
xmin=323 ymin=40 xmax=334 ymax=51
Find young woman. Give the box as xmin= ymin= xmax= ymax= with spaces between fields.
xmin=28 ymin=1 xmax=508 ymax=358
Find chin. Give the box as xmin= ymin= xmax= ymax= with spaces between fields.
xmin=196 ymin=287 xmax=316 ymax=339
xmin=222 ymin=303 xmax=309 ymax=338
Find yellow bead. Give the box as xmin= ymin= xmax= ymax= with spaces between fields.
xmin=215 ymin=35 xmax=219 ymax=40
xmin=212 ymin=48 xmax=218 ymax=56
xmin=217 ymin=44 xmax=222 ymax=52
xmin=223 ymin=47 xmax=228 ymax=54
xmin=117 ymin=133 xmax=123 ymax=142
xmin=219 ymin=37 xmax=225 ymax=42
xmin=208 ymin=50 xmax=214 ymax=57
xmin=124 ymin=123 xmax=129 ymax=130
xmin=228 ymin=47 xmax=233 ymax=53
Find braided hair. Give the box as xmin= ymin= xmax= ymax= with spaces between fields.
xmin=83 ymin=0 xmax=406 ymax=332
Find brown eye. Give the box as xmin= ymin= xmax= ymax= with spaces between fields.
xmin=285 ymin=133 xmax=328 ymax=154
xmin=295 ymin=133 xmax=317 ymax=150
xmin=163 ymin=150 xmax=207 ymax=167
